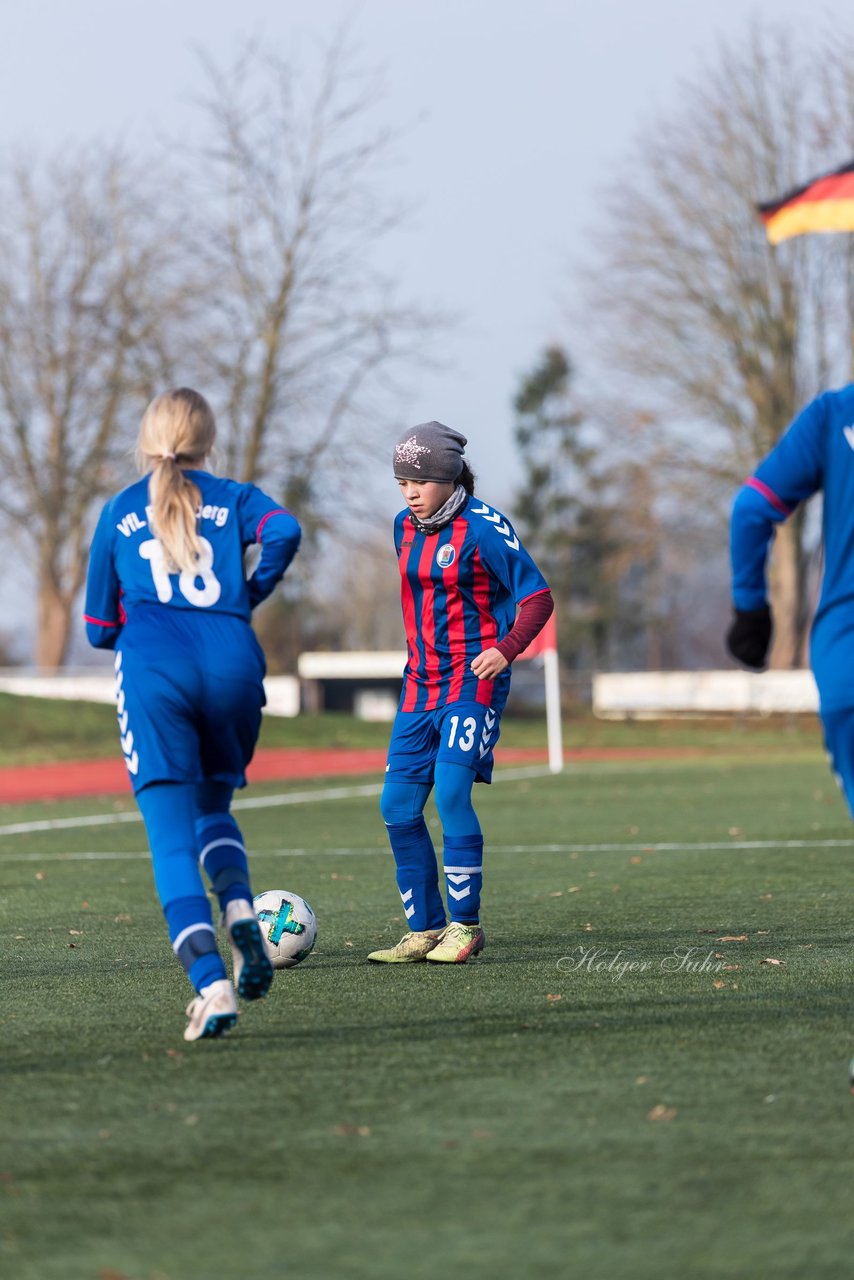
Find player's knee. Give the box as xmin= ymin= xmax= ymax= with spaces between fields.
xmin=380 ymin=780 xmax=426 ymax=826
xmin=196 ymin=778 xmax=234 ymax=816
xmin=433 ymin=763 xmax=476 ymax=827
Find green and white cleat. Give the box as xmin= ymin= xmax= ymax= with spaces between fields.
xmin=184 ymin=979 xmax=238 ymax=1041
xmin=367 ymin=930 xmax=443 ymax=963
xmin=426 ymin=922 xmax=485 ymax=964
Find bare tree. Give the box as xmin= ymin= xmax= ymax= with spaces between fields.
xmin=0 ymin=31 xmax=442 ymax=670
xmin=584 ymin=23 xmax=854 ymax=667
xmin=0 ymin=148 xmax=182 ymax=669
xmin=250 ymin=519 xmax=404 ymax=674
xmin=316 ymin=523 xmax=405 ymax=651
xmin=187 ymin=34 xmax=440 ymax=519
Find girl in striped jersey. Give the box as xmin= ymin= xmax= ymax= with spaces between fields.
xmin=368 ymin=421 xmax=553 ymax=964
xmin=84 ymin=389 xmax=301 ymax=1039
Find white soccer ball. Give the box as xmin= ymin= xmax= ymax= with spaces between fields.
xmin=253 ymin=889 xmax=317 ymax=969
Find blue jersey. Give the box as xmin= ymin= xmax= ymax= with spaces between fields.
xmin=84 ymin=470 xmax=301 ymax=648
xmin=730 ymin=383 xmax=854 ymax=709
xmin=395 ymin=496 xmax=549 ymax=714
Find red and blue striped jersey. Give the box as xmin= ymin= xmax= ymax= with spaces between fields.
xmin=395 ymin=496 xmax=549 ymax=713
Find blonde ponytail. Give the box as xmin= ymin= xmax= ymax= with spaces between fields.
xmin=136 ymin=389 xmax=216 ymax=574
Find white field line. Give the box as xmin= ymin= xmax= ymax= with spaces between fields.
xmin=0 ymin=756 xmax=760 ymax=840
xmin=4 ymin=837 xmax=854 ymax=864
xmin=0 ymin=765 xmax=553 ymax=838
xmin=2 ymin=762 xmax=850 ymax=858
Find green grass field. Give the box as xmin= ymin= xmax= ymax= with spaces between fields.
xmin=2 ymin=711 xmax=854 ymax=1279
xmin=0 ymin=689 xmax=828 ymax=763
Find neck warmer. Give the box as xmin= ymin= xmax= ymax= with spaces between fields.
xmin=409 ymin=484 xmax=469 ymax=535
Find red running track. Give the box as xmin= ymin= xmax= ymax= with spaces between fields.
xmin=0 ymin=745 xmax=704 ymax=805
xmin=0 ymin=747 xmax=553 ymax=804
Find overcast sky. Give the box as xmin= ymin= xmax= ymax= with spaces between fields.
xmin=2 ymin=1 xmax=853 ymax=659
xmin=3 ymin=0 xmax=853 ymax=509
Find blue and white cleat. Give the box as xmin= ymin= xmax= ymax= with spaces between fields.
xmin=184 ymin=979 xmax=238 ymax=1041
xmin=224 ymin=900 xmax=274 ymax=1001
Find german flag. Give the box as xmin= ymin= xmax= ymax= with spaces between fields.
xmin=757 ymin=159 xmax=854 ymax=245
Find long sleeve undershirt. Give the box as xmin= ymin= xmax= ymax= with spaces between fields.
xmin=495 ymin=589 xmax=554 ymax=663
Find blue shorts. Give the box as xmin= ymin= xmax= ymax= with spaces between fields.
xmin=115 ymin=608 xmax=266 ymax=794
xmin=385 ymin=701 xmax=501 ymax=785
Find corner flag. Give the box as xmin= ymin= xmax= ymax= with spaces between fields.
xmin=758 ymin=159 xmax=854 ymax=245
xmin=518 ymin=614 xmax=563 ymax=774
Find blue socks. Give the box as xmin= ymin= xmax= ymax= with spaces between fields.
xmin=442 ymin=833 xmax=484 ymax=924
xmin=380 ymin=769 xmax=485 ymax=930
xmin=384 ymin=817 xmax=446 ymax=932
xmin=434 ymin=763 xmax=483 ymax=923
xmin=136 ymin=780 xmax=240 ymax=993
xmin=380 ymin=780 xmax=445 ymax=931
xmin=164 ymin=895 xmax=224 ymax=993
xmin=196 ymin=812 xmax=252 ymax=913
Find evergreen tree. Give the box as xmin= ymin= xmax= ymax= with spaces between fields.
xmin=512 ymin=346 xmax=625 ymax=670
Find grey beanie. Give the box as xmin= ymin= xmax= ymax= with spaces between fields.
xmin=392 ymin=421 xmax=467 ymax=482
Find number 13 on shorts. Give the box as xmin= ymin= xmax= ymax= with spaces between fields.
xmin=447 ymin=714 xmax=477 ymax=751
xmin=385 ymin=701 xmax=502 ymax=783
xmin=439 ymin=702 xmax=500 ymax=771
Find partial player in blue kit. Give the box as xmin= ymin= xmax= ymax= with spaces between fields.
xmin=368 ymin=421 xmax=553 ymax=965
xmin=727 ymin=383 xmax=854 ymax=802
xmin=726 ymin=382 xmax=854 ymax=1089
xmin=84 ymin=388 xmax=301 ymax=1040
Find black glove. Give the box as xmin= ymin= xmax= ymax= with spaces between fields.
xmin=726 ymin=605 xmax=772 ymax=671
